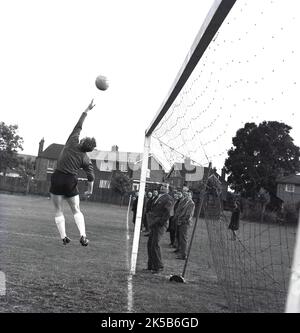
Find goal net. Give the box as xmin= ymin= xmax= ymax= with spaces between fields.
xmin=130 ymin=0 xmax=300 ymax=313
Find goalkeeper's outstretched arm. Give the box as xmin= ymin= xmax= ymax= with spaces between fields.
xmin=66 ymin=99 xmax=96 ymax=145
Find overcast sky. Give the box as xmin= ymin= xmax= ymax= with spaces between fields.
xmin=0 ymin=0 xmax=299 ymax=172
xmin=0 ymin=0 xmax=214 ymax=154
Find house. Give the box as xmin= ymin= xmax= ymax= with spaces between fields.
xmin=165 ymin=157 xmax=228 ymax=199
xmin=88 ymin=146 xmax=166 ymax=191
xmin=35 ymin=140 xmax=166 ymax=191
xmin=35 ymin=139 xmax=63 ymax=181
xmin=18 ymin=153 xmax=36 ymax=165
xmin=131 ymin=153 xmax=166 ymax=191
xmin=276 ymin=174 xmax=300 ymax=206
xmin=35 ymin=139 xmax=93 ymax=181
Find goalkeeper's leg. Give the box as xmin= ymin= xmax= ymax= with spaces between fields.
xmin=66 ymin=195 xmax=89 ymax=246
xmin=50 ymin=194 xmax=70 ymax=245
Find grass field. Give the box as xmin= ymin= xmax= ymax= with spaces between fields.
xmin=0 ymin=193 xmax=226 ymax=313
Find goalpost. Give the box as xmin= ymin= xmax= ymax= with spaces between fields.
xmin=286 ymin=209 xmax=300 ymax=312
xmin=130 ymin=0 xmax=236 ymax=275
xmin=130 ymin=0 xmax=300 ymax=313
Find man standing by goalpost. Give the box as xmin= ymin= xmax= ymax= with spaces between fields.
xmin=49 ymin=99 xmax=96 ymax=246
xmin=146 ymin=184 xmax=173 ymax=273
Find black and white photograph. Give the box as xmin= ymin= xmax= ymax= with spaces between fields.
xmin=0 ymin=0 xmax=299 ymax=323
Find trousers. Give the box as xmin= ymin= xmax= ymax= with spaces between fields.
xmin=147 ymin=224 xmax=166 ymax=270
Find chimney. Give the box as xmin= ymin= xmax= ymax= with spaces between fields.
xmin=38 ymin=138 xmax=44 ymax=156
xmin=183 ymin=156 xmax=192 ymax=171
xmin=221 ymin=167 xmax=226 ymax=182
xmin=184 ymin=156 xmax=191 ymax=165
xmin=111 ymin=145 xmax=119 ymax=152
xmin=111 ymin=145 xmax=119 ymax=171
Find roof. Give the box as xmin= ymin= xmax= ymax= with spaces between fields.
xmin=88 ymin=149 xmax=165 ymax=169
xmin=276 ymin=174 xmax=300 ymax=185
xmin=166 ymin=163 xmax=226 ymax=184
xmin=39 ymin=144 xmax=64 ymax=159
xmin=38 ymin=146 xmax=165 ymax=171
xmin=88 ymin=149 xmax=142 ymax=162
xmin=166 ymin=163 xmax=210 ymax=178
xmin=18 ymin=153 xmax=36 ymax=162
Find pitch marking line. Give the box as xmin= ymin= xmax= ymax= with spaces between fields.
xmin=0 ymin=230 xmax=116 ymax=245
xmin=0 ymin=230 xmax=57 ymax=240
xmin=126 ymin=195 xmax=133 ymax=312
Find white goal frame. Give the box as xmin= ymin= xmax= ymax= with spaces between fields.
xmin=130 ymin=0 xmax=300 ymax=313
xmin=129 ymin=0 xmax=237 ymax=275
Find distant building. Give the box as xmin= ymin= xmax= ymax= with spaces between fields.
xmin=88 ymin=147 xmax=166 ymax=191
xmin=165 ymin=158 xmax=228 ymax=199
xmin=35 ymin=139 xmax=64 ymax=181
xmin=276 ymin=174 xmax=300 ymax=206
xmin=34 ymin=139 xmax=166 ymax=190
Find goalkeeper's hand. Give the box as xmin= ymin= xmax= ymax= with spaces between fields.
xmin=84 ymin=191 xmax=92 ymax=198
xmin=85 ymin=99 xmax=95 ymax=113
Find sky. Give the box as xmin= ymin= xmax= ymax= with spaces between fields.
xmin=149 ymin=0 xmax=300 ymax=172
xmin=0 ymin=0 xmax=214 ymax=156
xmin=0 ymin=0 xmax=299 ymax=173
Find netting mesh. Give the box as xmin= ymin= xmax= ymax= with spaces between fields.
xmin=146 ymin=0 xmax=299 ymax=312
xmin=204 ymin=191 xmax=295 ymax=312
xmin=151 ymin=0 xmax=298 ymax=172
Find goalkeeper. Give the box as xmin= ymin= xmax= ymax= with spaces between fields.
xmin=49 ymin=99 xmax=96 ymax=246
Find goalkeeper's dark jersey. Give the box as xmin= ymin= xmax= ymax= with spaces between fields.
xmin=56 ymin=112 xmax=95 ymax=182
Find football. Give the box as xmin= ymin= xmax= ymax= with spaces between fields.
xmin=95 ymin=75 xmax=109 ymax=91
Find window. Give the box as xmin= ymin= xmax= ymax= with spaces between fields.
xmin=119 ymin=162 xmax=128 ymax=172
xmin=99 ymin=161 xmax=114 ymax=172
xmin=285 ymin=184 xmax=295 ymax=193
xmin=132 ymin=184 xmax=140 ymax=191
xmin=47 ymin=159 xmax=56 ymax=170
xmin=99 ymin=180 xmax=111 ymax=188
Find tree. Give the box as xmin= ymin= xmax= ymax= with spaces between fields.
xmin=110 ymin=171 xmax=132 ymax=205
xmin=0 ymin=122 xmax=24 ymax=177
xmin=225 ymin=121 xmax=300 ymax=199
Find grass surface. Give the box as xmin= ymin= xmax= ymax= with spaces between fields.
xmin=0 ymin=193 xmax=226 ymax=313
xmin=2 ymin=193 xmax=294 ymax=313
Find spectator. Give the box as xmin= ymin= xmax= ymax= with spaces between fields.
xmin=174 ymin=190 xmax=195 ymax=260
xmin=144 ymin=190 xmax=159 ymax=236
xmin=131 ymin=191 xmax=139 ymax=224
xmin=167 ymin=191 xmax=180 ymax=248
xmin=146 ymin=184 xmax=173 ymax=274
xmin=143 ymin=191 xmax=153 ymax=234
xmin=228 ymin=200 xmax=241 ymax=241
xmin=173 ymin=190 xmax=184 ymax=252
xmin=152 ymin=189 xmax=159 ymax=202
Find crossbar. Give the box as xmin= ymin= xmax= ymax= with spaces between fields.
xmin=146 ymin=0 xmax=237 ymax=137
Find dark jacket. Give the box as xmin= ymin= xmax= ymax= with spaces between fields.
xmin=145 ymin=197 xmax=154 ymax=213
xmin=228 ymin=202 xmax=241 ymax=231
xmin=174 ymin=197 xmax=195 ymax=226
xmin=56 ymin=112 xmax=94 ymax=181
xmin=147 ymin=193 xmax=173 ymax=228
xmin=131 ymin=197 xmax=138 ymax=212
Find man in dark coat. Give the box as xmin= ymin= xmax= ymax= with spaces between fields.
xmin=143 ymin=191 xmax=153 ymax=235
xmin=146 ymin=185 xmax=173 ymax=273
xmin=175 ymin=190 xmax=195 ymax=260
xmin=167 ymin=191 xmax=180 ymax=247
xmin=131 ymin=192 xmax=139 ymax=224
xmin=228 ymin=200 xmax=241 ymax=240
